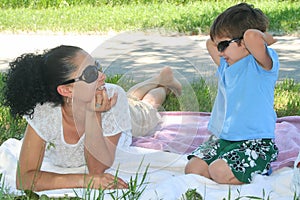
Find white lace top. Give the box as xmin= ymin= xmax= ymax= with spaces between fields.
xmin=25 ymin=83 xmax=132 ymax=168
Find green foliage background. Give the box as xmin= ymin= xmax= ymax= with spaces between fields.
xmin=0 ymin=0 xmax=299 ymax=35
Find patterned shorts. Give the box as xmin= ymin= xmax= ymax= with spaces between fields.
xmin=187 ymin=136 xmax=279 ymax=183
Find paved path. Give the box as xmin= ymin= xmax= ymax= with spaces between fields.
xmin=0 ymin=31 xmax=299 ymax=84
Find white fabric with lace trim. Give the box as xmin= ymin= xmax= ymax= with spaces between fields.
xmin=25 ymin=83 xmax=132 ymax=168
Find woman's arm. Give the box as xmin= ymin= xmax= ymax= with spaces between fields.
xmin=243 ymin=29 xmax=277 ymax=70
xmin=84 ymin=89 xmax=120 ymax=174
xmin=17 ymin=124 xmax=127 ymax=192
xmin=84 ymin=112 xmax=121 ymax=174
xmin=17 ymin=124 xmax=46 ymax=191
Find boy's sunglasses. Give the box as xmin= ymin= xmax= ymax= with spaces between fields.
xmin=61 ymin=60 xmax=103 ymax=85
xmin=217 ymin=37 xmax=243 ymax=52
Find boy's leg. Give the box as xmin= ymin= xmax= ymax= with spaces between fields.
xmin=185 ymin=157 xmax=210 ymax=179
xmin=209 ymin=159 xmax=243 ymax=185
xmin=185 ymin=136 xmax=220 ymax=179
xmin=212 ymin=139 xmax=278 ymax=184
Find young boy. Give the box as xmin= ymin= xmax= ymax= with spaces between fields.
xmin=185 ymin=3 xmax=279 ymax=184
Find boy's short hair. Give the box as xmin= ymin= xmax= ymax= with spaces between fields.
xmin=210 ymin=3 xmax=269 ymax=41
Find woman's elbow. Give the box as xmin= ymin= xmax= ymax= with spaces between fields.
xmin=16 ymin=172 xmax=29 ymax=190
xmin=16 ymin=170 xmax=39 ymax=191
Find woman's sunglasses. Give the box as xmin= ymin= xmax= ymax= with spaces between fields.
xmin=217 ymin=37 xmax=243 ymax=52
xmin=61 ymin=60 xmax=103 ymax=85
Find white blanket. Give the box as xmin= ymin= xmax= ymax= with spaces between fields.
xmin=0 ymin=138 xmax=295 ymax=199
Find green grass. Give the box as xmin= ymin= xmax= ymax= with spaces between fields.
xmin=0 ymin=0 xmax=299 ymax=35
xmin=5 ymin=163 xmax=150 ymax=199
xmin=275 ymin=79 xmax=300 ymax=117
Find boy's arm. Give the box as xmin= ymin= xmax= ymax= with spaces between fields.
xmin=263 ymin=32 xmax=277 ymax=46
xmin=243 ymin=29 xmax=277 ymax=70
xmin=206 ymin=39 xmax=220 ymax=66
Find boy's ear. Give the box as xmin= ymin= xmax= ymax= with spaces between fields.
xmin=57 ymin=85 xmax=72 ymax=97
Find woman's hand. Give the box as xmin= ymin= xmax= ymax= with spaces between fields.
xmin=89 ymin=173 xmax=128 ymax=189
xmin=95 ymin=88 xmax=118 ymax=112
xmin=87 ymin=87 xmax=118 ymax=112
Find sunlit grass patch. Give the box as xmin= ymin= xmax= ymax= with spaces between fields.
xmin=275 ymin=79 xmax=300 ymax=117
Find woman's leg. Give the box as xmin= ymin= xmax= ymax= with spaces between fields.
xmin=139 ymin=87 xmax=167 ymax=109
xmin=127 ymin=66 xmax=182 ymax=108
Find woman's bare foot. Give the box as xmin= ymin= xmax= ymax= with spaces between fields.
xmin=158 ymin=67 xmax=182 ymax=96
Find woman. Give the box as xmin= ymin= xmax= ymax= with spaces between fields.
xmin=2 ymin=45 xmax=181 ymax=191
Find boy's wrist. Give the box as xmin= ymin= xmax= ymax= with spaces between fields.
xmin=263 ymin=32 xmax=277 ymax=46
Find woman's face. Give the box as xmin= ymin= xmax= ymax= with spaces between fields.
xmin=71 ymin=50 xmax=106 ymax=103
xmin=214 ymin=37 xmax=249 ymax=66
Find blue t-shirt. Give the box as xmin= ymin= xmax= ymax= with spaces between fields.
xmin=208 ymin=47 xmax=279 ymax=141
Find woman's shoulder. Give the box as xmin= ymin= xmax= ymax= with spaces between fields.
xmin=25 ymin=103 xmax=61 ymax=141
xmin=28 ymin=103 xmax=60 ymax=120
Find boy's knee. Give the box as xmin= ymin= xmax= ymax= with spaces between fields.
xmin=208 ymin=159 xmax=242 ymax=184
xmin=184 ymin=157 xmax=210 ymax=178
xmin=184 ymin=159 xmax=196 ymax=174
xmin=208 ymin=161 xmax=227 ymax=183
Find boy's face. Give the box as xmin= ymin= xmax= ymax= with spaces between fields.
xmin=215 ymin=37 xmax=249 ymax=66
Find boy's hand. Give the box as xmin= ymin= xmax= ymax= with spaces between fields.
xmin=264 ymin=32 xmax=277 ymax=46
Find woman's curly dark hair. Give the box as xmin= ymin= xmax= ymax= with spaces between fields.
xmin=2 ymin=45 xmax=83 ymax=118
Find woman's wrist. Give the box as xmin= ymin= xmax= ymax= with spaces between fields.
xmin=85 ymin=110 xmax=101 ymax=124
xmin=81 ymin=174 xmax=94 ymax=188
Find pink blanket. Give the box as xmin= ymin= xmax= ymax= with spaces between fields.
xmin=132 ymin=111 xmax=300 ymax=171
